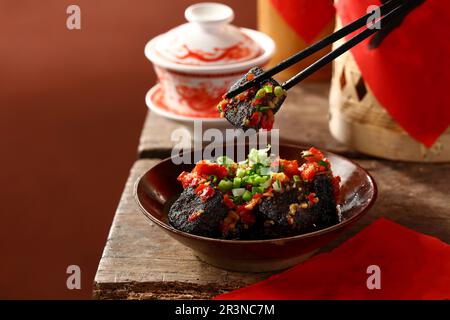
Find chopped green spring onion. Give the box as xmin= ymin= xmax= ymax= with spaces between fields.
xmin=216 ymin=156 xmax=234 ymax=166
xmin=260 ymin=178 xmax=272 ymax=189
xmin=233 ymin=177 xmax=242 ymax=188
xmin=256 ymin=106 xmax=270 ymax=112
xmin=302 ymin=152 xmax=314 ymax=158
xmin=252 ymin=162 xmax=263 ymax=172
xmin=255 ymin=176 xmax=268 ymax=185
xmin=252 ymin=186 xmax=264 ymax=194
xmin=274 ymin=86 xmax=284 ymax=97
xmin=242 ymin=190 xmax=252 ymax=201
xmin=248 ymin=146 xmax=271 ymax=166
xmin=236 ymin=168 xmax=246 ymax=178
xmin=256 ymin=88 xmax=266 ymax=99
xmin=318 ymin=160 xmax=329 ymax=168
xmin=259 ymin=167 xmax=272 ymax=176
xmin=246 ymin=176 xmax=256 ymax=185
xmin=218 ymin=179 xmax=233 ymax=192
xmin=272 ymin=179 xmax=282 ymax=192
xmin=231 ymin=188 xmax=245 ymax=197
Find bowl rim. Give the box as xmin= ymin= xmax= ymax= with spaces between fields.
xmin=134 ymin=144 xmax=378 ymax=244
xmin=144 ymin=28 xmax=275 ymax=74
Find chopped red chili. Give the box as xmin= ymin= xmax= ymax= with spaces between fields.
xmin=177 ymin=171 xmax=200 ymax=188
xmin=302 ymin=147 xmax=324 ymax=163
xmin=194 ymin=183 xmax=215 ymax=202
xmin=248 ymin=112 xmax=260 ymax=127
xmin=223 ymin=194 xmax=235 ymax=209
xmin=280 ymin=159 xmax=299 ymax=177
xmin=260 ymin=109 xmax=274 ymax=130
xmin=193 ymin=160 xmax=228 ymax=179
xmin=307 ymin=192 xmax=319 ymax=204
xmin=251 ymin=98 xmax=263 ymax=106
xmin=236 ymin=206 xmax=256 ymax=224
xmin=300 ymin=162 xmax=318 ymax=182
xmin=262 ymin=186 xmax=273 ymax=197
xmin=236 ymin=91 xmax=249 ymax=101
xmin=175 ymin=146 xmax=341 ymax=239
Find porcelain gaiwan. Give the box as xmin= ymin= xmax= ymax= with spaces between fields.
xmin=145 ymin=2 xmax=275 ymax=118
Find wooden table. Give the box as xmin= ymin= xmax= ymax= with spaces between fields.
xmin=93 ymin=84 xmax=450 ymax=299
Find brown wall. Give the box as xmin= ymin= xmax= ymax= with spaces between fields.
xmin=0 ymin=0 xmax=256 ymax=299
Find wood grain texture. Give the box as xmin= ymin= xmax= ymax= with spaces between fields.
xmin=97 ymin=84 xmax=449 ymax=299
xmin=94 ymin=159 xmax=450 ymax=299
xmin=93 ymin=160 xmax=271 ymax=300
xmin=138 ymin=84 xmax=357 ymax=159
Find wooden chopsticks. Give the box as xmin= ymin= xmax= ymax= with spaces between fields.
xmin=224 ymin=0 xmax=406 ymax=98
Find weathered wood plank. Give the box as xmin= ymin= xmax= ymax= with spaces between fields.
xmin=96 ymin=82 xmax=449 ymax=300
xmin=94 ymin=158 xmax=450 ymax=299
xmin=138 ymin=84 xmax=353 ymax=159
xmin=318 ymin=159 xmax=450 ymax=253
xmin=93 ymin=160 xmax=271 ymax=300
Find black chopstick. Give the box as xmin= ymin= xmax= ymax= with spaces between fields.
xmin=282 ymin=2 xmax=407 ymax=90
xmin=224 ymin=0 xmax=402 ymax=99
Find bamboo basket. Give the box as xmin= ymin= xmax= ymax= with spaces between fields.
xmin=329 ymin=20 xmax=450 ymax=162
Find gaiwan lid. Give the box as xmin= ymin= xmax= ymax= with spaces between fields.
xmin=150 ymin=2 xmax=262 ymax=66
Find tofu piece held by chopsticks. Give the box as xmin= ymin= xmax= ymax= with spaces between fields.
xmin=218 ymin=67 xmax=287 ymax=131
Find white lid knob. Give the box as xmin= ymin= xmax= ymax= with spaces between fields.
xmin=185 ymin=2 xmax=234 ymax=26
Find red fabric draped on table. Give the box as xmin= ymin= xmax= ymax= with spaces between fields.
xmin=335 ymin=0 xmax=450 ymax=147
xmin=215 ymin=218 xmax=450 ymax=300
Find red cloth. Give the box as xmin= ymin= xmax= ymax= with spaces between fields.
xmin=215 ymin=218 xmax=450 ymax=300
xmin=335 ymin=0 xmax=450 ymax=147
xmin=270 ymin=0 xmax=335 ymax=44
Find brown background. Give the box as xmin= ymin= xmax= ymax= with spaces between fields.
xmin=0 ymin=0 xmax=256 ymax=299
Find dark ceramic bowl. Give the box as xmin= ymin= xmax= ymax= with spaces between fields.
xmin=134 ymin=144 xmax=377 ymax=272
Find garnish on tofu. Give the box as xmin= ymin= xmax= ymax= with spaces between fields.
xmin=218 ymin=67 xmax=287 ymax=131
xmin=169 ymin=146 xmax=341 ymax=240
